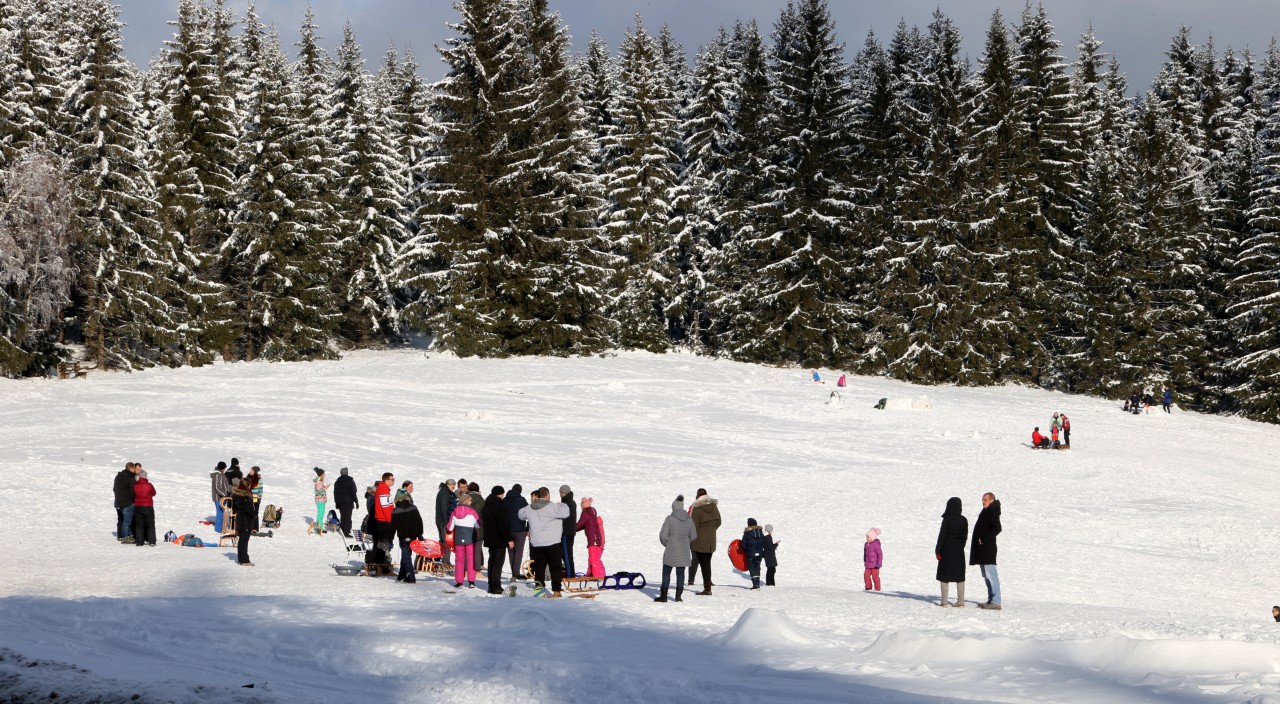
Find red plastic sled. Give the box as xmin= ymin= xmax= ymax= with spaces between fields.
xmin=409 ymin=539 xmax=442 ymax=559
xmin=728 ymin=539 xmax=746 ymax=571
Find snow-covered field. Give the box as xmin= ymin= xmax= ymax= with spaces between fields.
xmin=2 ymin=350 xmax=1279 ymax=703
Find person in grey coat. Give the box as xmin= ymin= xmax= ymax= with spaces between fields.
xmin=656 ymin=495 xmax=698 ymax=603
xmin=519 ymin=487 xmax=571 ymax=596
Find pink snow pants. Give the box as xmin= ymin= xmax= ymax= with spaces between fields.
xmin=453 ymin=544 xmax=476 ymax=583
xmin=863 ymin=568 xmax=881 ymax=591
xmin=587 ymin=546 xmax=605 ymax=578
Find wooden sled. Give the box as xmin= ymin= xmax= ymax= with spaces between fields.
xmin=561 ymin=576 xmax=604 ymax=593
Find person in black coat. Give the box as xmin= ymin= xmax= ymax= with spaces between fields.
xmin=482 ymin=486 xmax=515 ymax=594
xmin=560 ymin=485 xmax=577 ymax=577
xmin=333 ymin=468 xmax=358 ymax=538
xmin=969 ymin=492 xmax=1003 ymax=609
xmin=741 ymin=518 xmax=767 ymax=590
xmin=935 ymin=496 xmax=968 ymax=607
xmin=225 ymin=458 xmax=243 ymax=485
xmin=435 ymin=480 xmax=457 ymax=566
xmin=113 ymin=462 xmax=138 ymax=542
xmin=504 ymin=484 xmax=529 ymax=584
xmin=390 ymin=492 xmax=425 ymax=583
xmin=230 ymin=479 xmax=256 ymax=566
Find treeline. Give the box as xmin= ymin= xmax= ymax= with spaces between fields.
xmin=1 ymin=0 xmax=1279 ymax=422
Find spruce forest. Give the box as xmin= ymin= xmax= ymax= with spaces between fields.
xmin=1 ymin=0 xmax=1279 ymax=423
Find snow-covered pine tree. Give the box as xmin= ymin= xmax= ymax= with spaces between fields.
xmin=579 ymin=31 xmax=620 ymax=189
xmin=0 ymin=0 xmax=70 ymax=160
xmin=604 ymin=14 xmax=681 ymax=353
xmin=729 ymin=0 xmax=855 ymax=366
xmin=382 ymin=47 xmax=431 ymax=239
xmin=329 ymin=23 xmax=406 ymax=346
xmin=64 ymin=0 xmax=183 ymax=370
xmin=226 ymin=23 xmax=336 ymax=361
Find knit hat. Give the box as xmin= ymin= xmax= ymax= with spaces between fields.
xmin=671 ymin=494 xmax=684 ymax=512
xmin=138 ymin=470 xmax=148 ymax=479
xmin=747 ymin=517 xmax=758 ymax=527
xmin=394 ymin=488 xmax=411 ymax=504
xmin=511 ymin=483 xmax=522 ymax=493
xmin=216 ymin=461 xmax=227 ymax=471
xmin=230 ymin=457 xmax=240 ymax=467
xmin=867 ymin=527 xmax=881 ymax=541
xmin=340 ymin=467 xmax=348 ymax=476
xmin=560 ymin=484 xmax=571 ymax=494
xmin=764 ymin=524 xmax=773 ymax=534
xmin=314 ymin=466 xmax=324 ymax=477
xmin=491 ymin=485 xmax=505 ymax=496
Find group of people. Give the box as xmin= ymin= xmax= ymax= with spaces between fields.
xmin=112 ymin=462 xmax=156 ymax=546
xmin=654 ymin=489 xmax=779 ymax=602
xmin=209 ymin=459 xmax=265 ymax=565
xmin=1123 ymin=386 xmax=1174 ymax=414
xmin=934 ymin=492 xmax=1003 ymax=609
xmin=1031 ymin=412 xmax=1071 ymax=449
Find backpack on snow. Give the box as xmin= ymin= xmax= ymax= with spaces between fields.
xmin=180 ymin=534 xmax=204 ymax=547
xmin=262 ymin=504 xmax=280 ymax=526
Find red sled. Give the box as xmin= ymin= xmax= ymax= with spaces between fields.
xmin=728 ymin=539 xmax=746 ymax=571
xmin=409 ymin=539 xmax=442 ymax=559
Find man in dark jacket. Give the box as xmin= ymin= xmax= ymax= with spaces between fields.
xmin=390 ymin=490 xmax=424 ymax=583
xmin=435 ymin=479 xmax=457 ymax=566
xmin=482 ymin=486 xmax=514 ymax=594
xmin=970 ymin=492 xmax=1003 ymax=610
xmin=688 ymin=489 xmax=721 ymax=595
xmin=333 ymin=468 xmax=358 ymax=537
xmin=230 ymin=479 xmax=256 ymax=566
xmin=113 ymin=462 xmax=138 ymax=543
xmin=936 ymin=497 xmax=968 ymax=607
xmin=740 ymin=518 xmax=766 ymax=590
xmin=560 ymin=485 xmax=577 ymax=577
xmin=504 ymin=484 xmax=529 ymax=583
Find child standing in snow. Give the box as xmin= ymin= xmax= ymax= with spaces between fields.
xmin=863 ymin=528 xmax=882 ymax=591
xmin=447 ymin=492 xmax=481 ymax=588
xmin=741 ymin=519 xmax=767 ymax=589
xmin=763 ymin=524 xmax=779 ymax=586
xmin=313 ymin=467 xmax=329 ymax=533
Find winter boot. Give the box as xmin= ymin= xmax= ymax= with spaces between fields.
xmin=674 ymin=586 xmax=683 ymax=602
xmin=750 ymin=577 xmax=760 ymax=590
xmin=653 ymin=591 xmax=668 ymax=603
xmin=953 ymin=582 xmax=965 ymax=608
xmin=939 ymin=582 xmax=950 ymax=607
xmin=696 ymin=586 xmax=712 ymax=596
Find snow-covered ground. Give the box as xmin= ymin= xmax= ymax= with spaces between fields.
xmin=1 ymin=350 xmax=1279 ymax=703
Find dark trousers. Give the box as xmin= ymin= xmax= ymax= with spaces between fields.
xmin=529 ymin=544 xmax=564 ymax=592
xmin=748 ymin=557 xmax=762 ymax=586
xmin=766 ymin=565 xmax=777 ymax=586
xmin=487 ymin=546 xmax=505 ymax=592
xmin=436 ymin=523 xmax=451 ymax=564
xmin=339 ymin=505 xmax=353 ymax=536
xmin=133 ymin=506 xmax=156 ymax=546
xmin=1064 ymin=428 xmax=1071 ymax=446
xmin=660 ymin=565 xmax=686 ymax=597
xmin=373 ymin=520 xmax=392 ymax=551
xmin=508 ymin=531 xmax=527 ymax=581
xmin=562 ymin=534 xmax=576 ymax=577
xmin=689 ymin=551 xmax=712 ymax=588
xmin=237 ymin=529 xmax=251 ymax=564
xmin=398 ymin=539 xmax=416 ymax=582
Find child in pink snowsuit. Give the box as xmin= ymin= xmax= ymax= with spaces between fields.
xmin=446 ymin=493 xmax=481 ymax=587
xmin=575 ymin=497 xmax=606 ymax=578
xmin=863 ymin=528 xmax=882 ymax=591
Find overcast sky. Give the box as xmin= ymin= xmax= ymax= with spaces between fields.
xmin=118 ymin=0 xmax=1280 ymax=92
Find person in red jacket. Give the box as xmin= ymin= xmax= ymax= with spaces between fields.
xmin=1031 ymin=427 xmax=1050 ymax=449
xmin=132 ymin=468 xmax=157 ymax=546
xmin=374 ymin=472 xmax=395 ymax=552
xmin=575 ymin=497 xmax=605 ymax=578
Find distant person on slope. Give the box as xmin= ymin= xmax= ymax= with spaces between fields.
xmin=657 ymin=495 xmax=698 ymax=602
xmin=231 ymin=477 xmax=256 ymax=566
xmin=333 ymin=467 xmax=357 ymax=538
xmin=763 ymin=524 xmax=780 ymax=586
xmin=313 ymin=467 xmax=330 ymax=534
xmin=1031 ymin=427 xmax=1050 ymax=449
xmin=435 ymin=479 xmax=457 ymax=567
xmin=210 ymin=461 xmax=230 ymax=533
xmin=132 ymin=468 xmax=157 ymax=547
xmin=519 ymin=487 xmax=570 ymax=597
xmin=740 ymin=518 xmax=766 ymax=590
xmin=688 ymin=488 xmax=721 ymax=594
xmin=391 ymin=489 xmax=424 ymax=584
xmin=971 ymin=492 xmax=1002 ymax=610
xmin=864 ymin=528 xmax=882 ymax=591
xmin=114 ymin=462 xmax=138 ymax=543
xmin=504 ymin=483 xmax=529 ymax=582
xmin=1163 ymin=386 xmax=1173 ymax=413
xmin=1050 ymin=424 xmax=1061 ymax=449
xmin=837 ymin=374 xmax=847 ymax=387
xmin=1061 ymin=415 xmax=1071 ymax=448
xmin=811 ymin=370 xmax=823 ymax=383
xmin=575 ymin=496 xmax=605 ymax=578
xmin=936 ymin=497 xmax=968 ymax=607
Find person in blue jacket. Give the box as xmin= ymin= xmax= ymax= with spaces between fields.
xmin=741 ymin=518 xmax=768 ymax=590
xmin=1163 ymin=386 xmax=1173 ymax=413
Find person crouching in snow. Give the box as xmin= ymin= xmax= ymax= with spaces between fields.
xmin=863 ymin=528 xmax=882 ymax=591
xmin=763 ymin=524 xmax=779 ymax=586
xmin=1049 ymin=424 xmax=1060 ymax=448
xmin=1031 ymin=427 xmax=1050 ymax=449
xmin=447 ymin=492 xmax=481 ymax=588
xmin=741 ymin=518 xmax=767 ymax=590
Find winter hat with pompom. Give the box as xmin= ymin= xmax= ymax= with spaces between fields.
xmin=867 ymin=527 xmax=881 ymax=541
xmin=314 ymin=466 xmax=325 ymax=477
xmin=394 ymin=488 xmax=411 ymax=504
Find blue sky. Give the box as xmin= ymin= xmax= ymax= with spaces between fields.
xmin=118 ymin=0 xmax=1280 ymax=91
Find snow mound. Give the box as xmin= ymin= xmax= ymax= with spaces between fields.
xmin=464 ymin=409 xmax=495 ymax=421
xmin=881 ymin=396 xmax=933 ymax=410
xmin=710 ymin=608 xmax=816 ymax=648
xmin=495 ymin=607 xmax=567 ymax=636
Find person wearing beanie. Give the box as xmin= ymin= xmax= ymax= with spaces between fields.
xmin=560 ymin=484 xmax=578 ymax=577
xmin=390 ymin=491 xmax=424 ymax=584
xmin=971 ymin=492 xmax=1003 ymax=610
xmin=936 ymin=497 xmax=968 ymax=607
xmin=575 ymin=497 xmax=605 ymax=578
xmin=656 ymin=495 xmax=697 ymax=602
xmin=447 ymin=493 xmax=482 ymax=588
xmin=863 ymin=528 xmax=883 ymax=591
xmin=688 ymin=488 xmax=720 ymax=595
xmin=225 ymin=458 xmax=243 ymax=485
xmin=210 ymin=461 xmax=230 ymax=533
xmin=504 ymin=483 xmax=528 ymax=583
xmin=132 ymin=467 xmax=157 ymax=546
xmin=333 ymin=467 xmax=357 ymax=538
xmin=435 ymin=479 xmax=458 ymax=567
xmin=763 ymin=523 xmax=780 ymax=586
xmin=741 ymin=518 xmax=767 ymax=589
xmin=313 ymin=468 xmax=330 ymax=535
xmin=482 ymin=486 xmax=513 ymax=594
xmin=231 ymin=475 xmax=256 ymax=566
xmin=518 ymin=487 xmax=570 ymax=596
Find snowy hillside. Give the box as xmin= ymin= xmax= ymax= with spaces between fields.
xmin=1 ymin=350 xmax=1279 ymax=703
